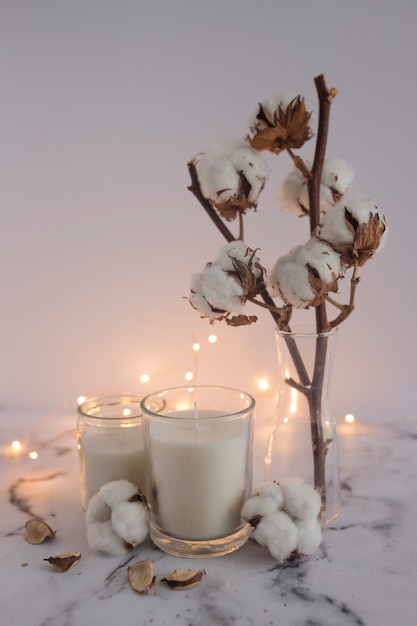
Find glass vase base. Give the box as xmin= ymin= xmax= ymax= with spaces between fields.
xmin=149 ymin=521 xmax=251 ymax=558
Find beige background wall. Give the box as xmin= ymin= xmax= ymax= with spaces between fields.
xmin=1 ymin=0 xmax=415 ymax=421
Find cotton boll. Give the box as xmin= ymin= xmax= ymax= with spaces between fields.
xmin=111 ymin=501 xmax=150 ymax=544
xmin=200 ymin=263 xmax=244 ymax=312
xmin=252 ymin=482 xmax=284 ymax=509
xmin=269 ymin=257 xmax=315 ymax=308
xmin=318 ymin=196 xmax=388 ymax=266
xmin=199 ymin=155 xmax=241 ymax=206
xmin=295 ymin=238 xmax=343 ymax=284
xmin=295 ymin=518 xmax=322 ymax=555
xmin=215 ymin=241 xmax=263 ymax=279
xmin=229 ymin=145 xmax=269 ymax=203
xmin=100 ymin=479 xmax=139 ymax=509
xmin=257 ymin=92 xmax=313 ymax=125
xmin=317 ymin=203 xmax=352 ymax=246
xmin=346 ymin=195 xmax=382 ymax=224
xmin=276 ymin=167 xmax=308 ymax=216
xmin=252 ymin=511 xmax=299 ymax=563
xmin=280 ymin=477 xmax=322 ymax=521
xmin=321 ymin=156 xmax=355 ymax=196
xmin=319 ymin=196 xmax=380 ymax=247
xmin=87 ymin=520 xmax=128 ymax=556
xmin=241 ymin=495 xmax=280 ymax=520
xmin=85 ymin=480 xmax=150 ymax=556
xmin=197 ymin=137 xmax=268 ymax=210
xmin=85 ymin=492 xmax=111 ymax=525
xmin=190 ymin=272 xmax=225 ymax=318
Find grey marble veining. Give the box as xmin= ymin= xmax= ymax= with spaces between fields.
xmin=1 ymin=409 xmax=416 ymax=626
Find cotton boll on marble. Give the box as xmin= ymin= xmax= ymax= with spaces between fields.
xmin=87 ymin=520 xmax=128 ymax=556
xmin=111 ymin=500 xmax=150 ymax=544
xmin=86 ymin=480 xmax=150 ymax=555
xmin=99 ymin=479 xmax=139 ymax=509
xmin=241 ymin=483 xmax=284 ymax=520
xmin=252 ymin=481 xmax=285 ymax=509
xmin=279 ymin=477 xmax=322 ymax=521
xmin=252 ymin=511 xmax=299 ymax=563
xmin=295 ymin=518 xmax=322 ymax=555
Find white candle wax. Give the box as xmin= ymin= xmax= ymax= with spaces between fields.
xmin=149 ymin=410 xmax=248 ymax=540
xmin=79 ymin=429 xmax=146 ymax=508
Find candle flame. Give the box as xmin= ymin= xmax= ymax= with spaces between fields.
xmin=28 ymin=451 xmax=38 ymax=460
xmin=345 ymin=414 xmax=355 ymax=424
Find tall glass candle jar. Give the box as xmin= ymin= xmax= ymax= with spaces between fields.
xmin=77 ymin=393 xmax=146 ymax=510
xmin=141 ymin=385 xmax=254 ymax=558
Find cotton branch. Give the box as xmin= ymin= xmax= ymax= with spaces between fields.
xmin=307 ymin=75 xmax=337 ymax=334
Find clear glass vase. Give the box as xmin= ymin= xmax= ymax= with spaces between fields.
xmin=265 ymin=326 xmax=341 ymax=524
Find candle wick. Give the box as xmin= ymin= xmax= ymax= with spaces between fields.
xmin=193 ymin=402 xmax=201 ymax=432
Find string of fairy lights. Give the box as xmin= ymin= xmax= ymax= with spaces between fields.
xmin=4 ymin=331 xmax=356 ymax=461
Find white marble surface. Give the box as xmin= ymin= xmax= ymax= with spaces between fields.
xmin=1 ymin=406 xmax=416 ymax=626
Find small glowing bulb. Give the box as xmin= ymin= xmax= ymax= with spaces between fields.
xmin=192 ymin=342 xmax=201 ymax=352
xmin=28 ymin=451 xmax=38 ymax=460
xmin=345 ymin=414 xmax=355 ymax=424
xmin=283 ymin=417 xmax=289 ymax=424
xmin=258 ymin=379 xmax=269 ymax=391
xmin=11 ymin=440 xmax=22 ymax=451
xmin=77 ymin=395 xmax=87 ymax=405
xmin=139 ymin=374 xmax=150 ymax=384
xmin=122 ymin=408 xmax=132 ymax=417
xmin=184 ymin=371 xmax=194 ymax=381
xmin=208 ymin=334 xmax=218 ymax=344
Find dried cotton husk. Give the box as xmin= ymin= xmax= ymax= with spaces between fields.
xmin=24 ymin=519 xmax=55 ymax=544
xmin=161 ymin=568 xmax=206 ymax=590
xmin=128 ymin=561 xmax=156 ymax=594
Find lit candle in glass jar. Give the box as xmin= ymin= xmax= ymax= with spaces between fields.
xmin=77 ymin=394 xmax=146 ymax=509
xmin=141 ymin=386 xmax=254 ymax=558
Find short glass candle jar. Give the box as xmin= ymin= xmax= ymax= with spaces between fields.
xmin=77 ymin=393 xmax=145 ymax=510
xmin=141 ymin=385 xmax=254 ymax=558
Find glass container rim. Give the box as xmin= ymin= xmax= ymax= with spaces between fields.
xmin=140 ymin=385 xmax=255 ymax=421
xmin=77 ymin=392 xmax=143 ymax=420
xmin=276 ymin=324 xmax=338 ymax=339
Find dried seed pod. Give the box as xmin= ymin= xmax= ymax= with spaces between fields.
xmin=128 ymin=561 xmax=156 ymax=594
xmin=161 ymin=568 xmax=205 ymax=590
xmin=25 ymin=519 xmax=55 ymax=544
xmin=44 ymin=551 xmax=81 ymax=573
